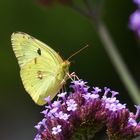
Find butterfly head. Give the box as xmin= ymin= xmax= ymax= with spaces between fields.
xmin=62 ymin=60 xmax=70 ymax=72
xmin=57 ymin=60 xmax=70 ymax=81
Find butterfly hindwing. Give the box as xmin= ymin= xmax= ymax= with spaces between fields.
xmin=20 ymin=57 xmax=63 ymax=105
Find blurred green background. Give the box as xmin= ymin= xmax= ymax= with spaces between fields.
xmin=0 ymin=0 xmax=140 ymax=139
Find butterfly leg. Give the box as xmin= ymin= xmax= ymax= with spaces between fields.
xmin=60 ymin=84 xmax=66 ymax=93
xmin=57 ymin=83 xmax=66 ymax=101
xmin=61 ymin=79 xmax=67 ymax=85
xmin=66 ymin=72 xmax=80 ymax=81
xmin=59 ymin=72 xmax=79 ymax=95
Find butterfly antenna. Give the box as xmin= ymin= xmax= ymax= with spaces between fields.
xmin=67 ymin=44 xmax=89 ymax=60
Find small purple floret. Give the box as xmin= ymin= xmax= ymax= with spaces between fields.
xmin=129 ymin=10 xmax=140 ymax=36
xmin=52 ymin=125 xmax=62 ymax=135
xmin=134 ymin=0 xmax=140 ymax=6
xmin=66 ymin=99 xmax=77 ymax=111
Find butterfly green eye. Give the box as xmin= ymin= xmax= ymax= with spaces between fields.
xmin=62 ymin=60 xmax=70 ymax=69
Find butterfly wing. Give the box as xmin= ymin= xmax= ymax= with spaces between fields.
xmin=11 ymin=32 xmax=66 ymax=105
xmin=20 ymin=57 xmax=63 ymax=105
xmin=11 ymin=32 xmax=63 ymax=68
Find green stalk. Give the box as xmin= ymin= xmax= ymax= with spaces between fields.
xmin=96 ymin=21 xmax=140 ymax=104
xmin=71 ymin=0 xmax=140 ymax=104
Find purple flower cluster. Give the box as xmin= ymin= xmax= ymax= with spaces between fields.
xmin=129 ymin=0 xmax=140 ymax=37
xmin=34 ymin=80 xmax=140 ymax=140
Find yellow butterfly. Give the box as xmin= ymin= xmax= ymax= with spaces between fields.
xmin=11 ymin=32 xmax=70 ymax=105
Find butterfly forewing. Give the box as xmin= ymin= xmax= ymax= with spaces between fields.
xmin=11 ymin=32 xmax=63 ymax=68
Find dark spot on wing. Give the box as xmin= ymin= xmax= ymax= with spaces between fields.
xmin=34 ymin=57 xmax=37 ymax=64
xmin=37 ymin=48 xmax=41 ymax=55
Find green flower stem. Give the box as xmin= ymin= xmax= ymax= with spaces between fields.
xmin=71 ymin=0 xmax=140 ymax=104
xmin=96 ymin=21 xmax=140 ymax=104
